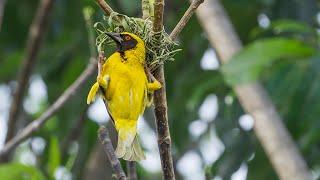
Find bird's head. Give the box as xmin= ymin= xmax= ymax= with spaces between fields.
xmin=106 ymin=32 xmax=145 ymax=63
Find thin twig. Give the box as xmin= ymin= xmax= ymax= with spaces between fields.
xmin=152 ymin=0 xmax=175 ymax=179
xmin=98 ymin=126 xmax=127 ymax=180
xmin=169 ymin=0 xmax=204 ymax=40
xmin=0 ymin=59 xmax=97 ymax=160
xmin=3 ymin=0 xmax=54 ymax=162
xmin=0 ymin=0 xmax=6 ymax=31
xmin=126 ymin=161 xmax=137 ymax=180
xmin=141 ymin=0 xmax=150 ymax=20
xmin=95 ymin=0 xmax=114 ymax=16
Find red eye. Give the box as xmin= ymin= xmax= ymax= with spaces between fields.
xmin=124 ymin=35 xmax=131 ymax=41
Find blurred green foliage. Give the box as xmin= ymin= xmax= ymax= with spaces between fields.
xmin=221 ymin=38 xmax=316 ymax=85
xmin=0 ymin=163 xmax=45 ymax=180
xmin=0 ymin=0 xmax=319 ymax=179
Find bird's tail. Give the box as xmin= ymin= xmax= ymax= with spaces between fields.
xmin=114 ymin=119 xmax=146 ymax=161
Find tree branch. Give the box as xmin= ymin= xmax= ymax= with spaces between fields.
xmin=98 ymin=126 xmax=127 ymax=180
xmin=0 ymin=59 xmax=97 ymax=160
xmin=141 ymin=0 xmax=150 ymax=19
xmin=0 ymin=0 xmax=6 ymax=31
xmin=126 ymin=161 xmax=137 ymax=180
xmin=153 ymin=0 xmax=164 ymax=33
xmin=169 ymin=0 xmax=204 ymax=40
xmin=95 ymin=0 xmax=115 ymax=16
xmin=195 ymin=0 xmax=312 ymax=179
xmin=152 ymin=0 xmax=175 ymax=179
xmin=4 ymin=0 xmax=54 ymax=157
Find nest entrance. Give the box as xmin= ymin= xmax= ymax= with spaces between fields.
xmin=94 ymin=12 xmax=181 ymax=71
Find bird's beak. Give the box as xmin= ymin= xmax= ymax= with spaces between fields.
xmin=106 ymin=32 xmax=122 ymax=45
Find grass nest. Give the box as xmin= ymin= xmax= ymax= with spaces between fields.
xmin=94 ymin=12 xmax=181 ymax=71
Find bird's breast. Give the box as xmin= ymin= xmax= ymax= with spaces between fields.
xmin=103 ymin=55 xmax=148 ymax=120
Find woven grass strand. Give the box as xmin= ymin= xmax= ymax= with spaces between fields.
xmin=94 ymin=12 xmax=181 ymax=71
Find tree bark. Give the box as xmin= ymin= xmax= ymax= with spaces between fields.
xmin=126 ymin=161 xmax=137 ymax=180
xmin=98 ymin=126 xmax=127 ymax=180
xmin=152 ymin=0 xmax=175 ymax=179
xmin=195 ymin=0 xmax=312 ymax=179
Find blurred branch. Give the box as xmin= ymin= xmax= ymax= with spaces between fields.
xmin=152 ymin=0 xmax=175 ymax=180
xmin=141 ymin=0 xmax=150 ymax=19
xmin=169 ymin=0 xmax=204 ymax=40
xmin=3 ymin=0 xmax=54 ymax=162
xmin=126 ymin=161 xmax=137 ymax=180
xmin=95 ymin=0 xmax=115 ymax=16
xmin=83 ymin=7 xmax=97 ymax=58
xmin=0 ymin=58 xmax=97 ymax=160
xmin=195 ymin=0 xmax=312 ymax=179
xmin=0 ymin=0 xmax=6 ymax=31
xmin=98 ymin=126 xmax=127 ymax=180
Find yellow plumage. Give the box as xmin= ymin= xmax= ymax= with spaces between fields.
xmin=87 ymin=32 xmax=161 ymax=161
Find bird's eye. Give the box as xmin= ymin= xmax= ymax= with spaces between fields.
xmin=124 ymin=35 xmax=131 ymax=41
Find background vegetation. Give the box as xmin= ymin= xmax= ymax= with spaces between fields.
xmin=0 ymin=0 xmax=319 ymax=179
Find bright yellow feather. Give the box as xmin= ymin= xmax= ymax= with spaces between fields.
xmin=87 ymin=32 xmax=161 ymax=161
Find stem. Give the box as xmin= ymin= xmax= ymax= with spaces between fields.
xmin=95 ymin=0 xmax=114 ymax=16
xmin=3 ymin=0 xmax=54 ymax=162
xmin=169 ymin=0 xmax=204 ymax=40
xmin=0 ymin=59 xmax=97 ymax=160
xmin=98 ymin=126 xmax=127 ymax=180
xmin=126 ymin=161 xmax=137 ymax=180
xmin=195 ymin=0 xmax=312 ymax=179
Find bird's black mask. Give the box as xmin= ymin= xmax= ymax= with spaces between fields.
xmin=106 ymin=32 xmax=138 ymax=52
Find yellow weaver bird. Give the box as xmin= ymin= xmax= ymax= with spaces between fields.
xmin=87 ymin=32 xmax=161 ymax=161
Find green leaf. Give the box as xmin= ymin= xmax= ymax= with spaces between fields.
xmin=0 ymin=163 xmax=45 ymax=180
xmin=271 ymin=20 xmax=316 ymax=35
xmin=250 ymin=19 xmax=317 ymax=39
xmin=47 ymin=136 xmax=61 ymax=177
xmin=221 ymin=38 xmax=315 ymax=85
